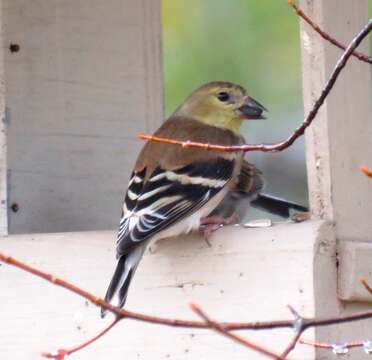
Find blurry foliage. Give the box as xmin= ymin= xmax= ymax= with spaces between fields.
xmin=163 ymin=1 xmax=371 ymax=116
xmin=162 ymin=0 xmax=301 ymax=117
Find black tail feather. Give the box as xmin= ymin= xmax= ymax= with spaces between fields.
xmin=251 ymin=193 xmax=308 ymax=218
xmin=118 ymin=268 xmax=133 ymax=308
xmin=101 ymin=245 xmax=145 ymax=318
xmin=101 ymin=255 xmax=129 ymax=318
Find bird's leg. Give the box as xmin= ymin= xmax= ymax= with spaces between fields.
xmin=199 ymin=214 xmax=238 ymax=240
xmin=200 ymin=215 xmax=236 ymax=227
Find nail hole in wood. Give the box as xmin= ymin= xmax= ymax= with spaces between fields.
xmin=11 ymin=203 xmax=19 ymax=213
xmin=9 ymin=44 xmax=20 ymax=53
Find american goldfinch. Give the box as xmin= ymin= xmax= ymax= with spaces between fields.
xmin=201 ymin=160 xmax=308 ymax=235
xmin=101 ymin=81 xmax=266 ymax=316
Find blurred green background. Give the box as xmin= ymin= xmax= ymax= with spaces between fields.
xmin=162 ymin=0 xmax=371 ymax=221
xmin=162 ymin=0 xmax=307 ymax=220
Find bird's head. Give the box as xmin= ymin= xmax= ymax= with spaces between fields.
xmin=173 ymin=81 xmax=267 ymax=133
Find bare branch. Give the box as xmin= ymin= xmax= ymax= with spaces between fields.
xmin=280 ymin=306 xmax=305 ymax=358
xmin=41 ymin=318 xmax=119 ymax=359
xmin=287 ymin=0 xmax=372 ymax=65
xmin=360 ymin=166 xmax=372 ymax=178
xmin=296 ymin=278 xmax=372 ymax=355
xmin=299 ymin=337 xmax=371 ymax=354
xmin=190 ymin=303 xmax=283 ymax=359
xmin=138 ymin=20 xmax=371 ymax=153
xmin=360 ymin=276 xmax=372 ymax=295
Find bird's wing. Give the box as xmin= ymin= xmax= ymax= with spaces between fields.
xmin=236 ymin=159 xmax=264 ymax=195
xmin=206 ymin=160 xmax=263 ymax=220
xmin=116 ymin=116 xmax=244 ymax=257
xmin=234 ymin=160 xmax=308 ymax=218
xmin=117 ymin=158 xmax=235 ymax=256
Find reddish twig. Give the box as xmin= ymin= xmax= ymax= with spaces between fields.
xmin=138 ymin=20 xmax=371 ymax=153
xmin=42 ymin=318 xmax=119 ymax=359
xmin=359 ymin=276 xmax=372 ymax=295
xmin=299 ymin=337 xmax=367 ymax=350
xmin=288 ymin=0 xmax=372 ymax=64
xmin=280 ymin=305 xmax=305 ymax=358
xmin=300 ymin=338 xmax=335 ymax=349
xmin=360 ymin=166 xmax=372 ymax=178
xmin=190 ymin=303 xmax=283 ymax=359
xmin=296 ymin=277 xmax=372 ymax=355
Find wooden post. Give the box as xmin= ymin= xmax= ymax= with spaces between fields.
xmin=0 ymin=1 xmax=7 ymax=235
xmin=300 ymin=1 xmax=372 ymax=357
xmin=300 ymin=0 xmax=372 ymax=304
xmin=300 ymin=0 xmax=372 ymax=241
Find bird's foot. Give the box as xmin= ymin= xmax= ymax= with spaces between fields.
xmin=200 ymin=214 xmax=237 ymax=227
xmin=199 ymin=215 xmax=237 ymax=241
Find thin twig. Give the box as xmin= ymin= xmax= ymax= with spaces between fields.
xmin=190 ymin=303 xmax=283 ymax=360
xmin=138 ymin=20 xmax=372 ymax=153
xmin=288 ymin=0 xmax=372 ymax=65
xmin=360 ymin=166 xmax=372 ymax=178
xmin=42 ymin=318 xmax=119 ymax=359
xmin=280 ymin=306 xmax=305 ymax=358
xmin=359 ymin=276 xmax=372 ymax=295
xmin=300 ymin=338 xmax=333 ymax=349
xmin=282 ymin=331 xmax=302 ymax=358
xmin=299 ymin=337 xmax=367 ymax=350
xmin=297 ymin=277 xmax=372 ymax=354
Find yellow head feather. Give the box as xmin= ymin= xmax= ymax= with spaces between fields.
xmin=173 ymin=81 xmax=266 ymax=133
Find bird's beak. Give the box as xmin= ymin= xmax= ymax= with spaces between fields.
xmin=237 ymin=97 xmax=267 ymax=120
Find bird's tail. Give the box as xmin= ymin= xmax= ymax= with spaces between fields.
xmin=101 ymin=246 xmax=144 ymax=318
xmin=250 ymin=193 xmax=308 ymax=218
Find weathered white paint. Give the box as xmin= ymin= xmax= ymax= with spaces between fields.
xmin=3 ymin=0 xmax=163 ymax=234
xmin=338 ymin=241 xmax=372 ymax=302
xmin=0 ymin=222 xmax=321 ymax=360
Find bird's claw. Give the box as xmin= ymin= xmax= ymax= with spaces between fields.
xmin=199 ymin=214 xmax=237 ymax=242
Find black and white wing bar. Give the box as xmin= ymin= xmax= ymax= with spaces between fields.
xmin=116 ymin=158 xmax=235 ymax=256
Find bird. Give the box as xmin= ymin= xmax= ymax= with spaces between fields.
xmin=101 ymin=81 xmax=267 ymax=316
xmin=200 ymin=159 xmax=264 ymax=235
xmin=200 ymin=160 xmax=308 ymax=236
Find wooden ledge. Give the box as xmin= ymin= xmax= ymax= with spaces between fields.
xmin=0 ymin=221 xmax=330 ymax=359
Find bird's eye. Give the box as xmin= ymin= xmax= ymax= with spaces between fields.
xmin=217 ymin=91 xmax=230 ymax=102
